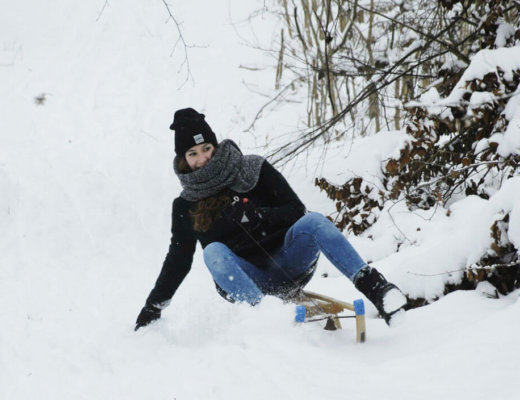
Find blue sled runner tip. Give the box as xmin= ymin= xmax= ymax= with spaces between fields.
xmin=353 ymin=299 xmax=365 ymax=316
xmin=295 ymin=305 xmax=307 ymax=322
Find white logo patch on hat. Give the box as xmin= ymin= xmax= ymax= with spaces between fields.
xmin=193 ymin=133 xmax=204 ymax=144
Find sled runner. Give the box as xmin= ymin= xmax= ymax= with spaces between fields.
xmin=292 ymin=290 xmax=366 ymax=343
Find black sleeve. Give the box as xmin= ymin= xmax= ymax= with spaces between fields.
xmin=145 ymin=198 xmax=197 ymax=309
xmin=254 ymin=160 xmax=306 ymax=227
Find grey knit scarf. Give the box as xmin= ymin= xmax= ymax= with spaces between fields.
xmin=173 ymin=139 xmax=265 ymax=201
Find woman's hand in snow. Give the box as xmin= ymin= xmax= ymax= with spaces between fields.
xmin=135 ymin=304 xmax=161 ymax=331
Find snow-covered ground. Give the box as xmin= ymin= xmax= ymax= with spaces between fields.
xmin=1 ymin=1 xmax=519 ymax=399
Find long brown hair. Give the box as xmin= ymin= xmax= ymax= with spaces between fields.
xmin=177 ymin=156 xmax=230 ymax=232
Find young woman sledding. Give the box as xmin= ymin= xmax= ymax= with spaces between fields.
xmin=135 ymin=108 xmax=407 ymax=331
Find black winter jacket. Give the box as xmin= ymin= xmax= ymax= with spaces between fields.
xmin=145 ymin=160 xmax=306 ymax=308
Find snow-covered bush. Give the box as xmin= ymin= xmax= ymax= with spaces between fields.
xmin=316 ymin=0 xmax=520 ymax=298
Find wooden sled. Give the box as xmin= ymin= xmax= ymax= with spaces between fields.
xmin=292 ymin=290 xmax=366 ymax=343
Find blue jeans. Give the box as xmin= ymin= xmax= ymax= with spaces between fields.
xmin=203 ymin=212 xmax=367 ymax=304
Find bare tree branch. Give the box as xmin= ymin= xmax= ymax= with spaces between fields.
xmin=96 ymin=0 xmax=109 ymax=22
xmin=161 ymin=0 xmax=193 ymax=87
xmin=244 ymin=78 xmax=302 ymax=133
xmin=345 ymin=0 xmax=471 ymax=64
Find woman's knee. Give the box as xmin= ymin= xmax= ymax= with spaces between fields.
xmin=203 ymin=242 xmax=232 ymax=270
xmin=304 ymin=211 xmax=328 ymax=222
xmin=296 ymin=212 xmax=330 ymax=230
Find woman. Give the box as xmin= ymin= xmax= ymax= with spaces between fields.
xmin=135 ymin=108 xmax=407 ymax=331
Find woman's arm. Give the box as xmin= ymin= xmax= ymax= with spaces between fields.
xmin=143 ymin=198 xmax=197 ymax=309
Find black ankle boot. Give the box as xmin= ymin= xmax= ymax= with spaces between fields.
xmin=353 ymin=266 xmax=407 ymax=325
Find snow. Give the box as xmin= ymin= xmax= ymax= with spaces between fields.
xmin=1 ymin=1 xmax=520 ymax=400
xmin=500 ymin=92 xmax=520 ymax=157
xmin=316 ymin=130 xmax=412 ymax=185
xmin=495 ymin=21 xmax=516 ymax=48
xmin=445 ymin=47 xmax=520 ymax=103
xmin=383 ymin=288 xmax=407 ymax=314
xmin=410 ymin=47 xmax=520 ymax=121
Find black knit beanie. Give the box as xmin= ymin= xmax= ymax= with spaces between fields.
xmin=170 ymin=108 xmax=218 ymax=156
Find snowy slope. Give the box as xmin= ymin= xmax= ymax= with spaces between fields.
xmin=1 ymin=1 xmax=519 ymax=399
